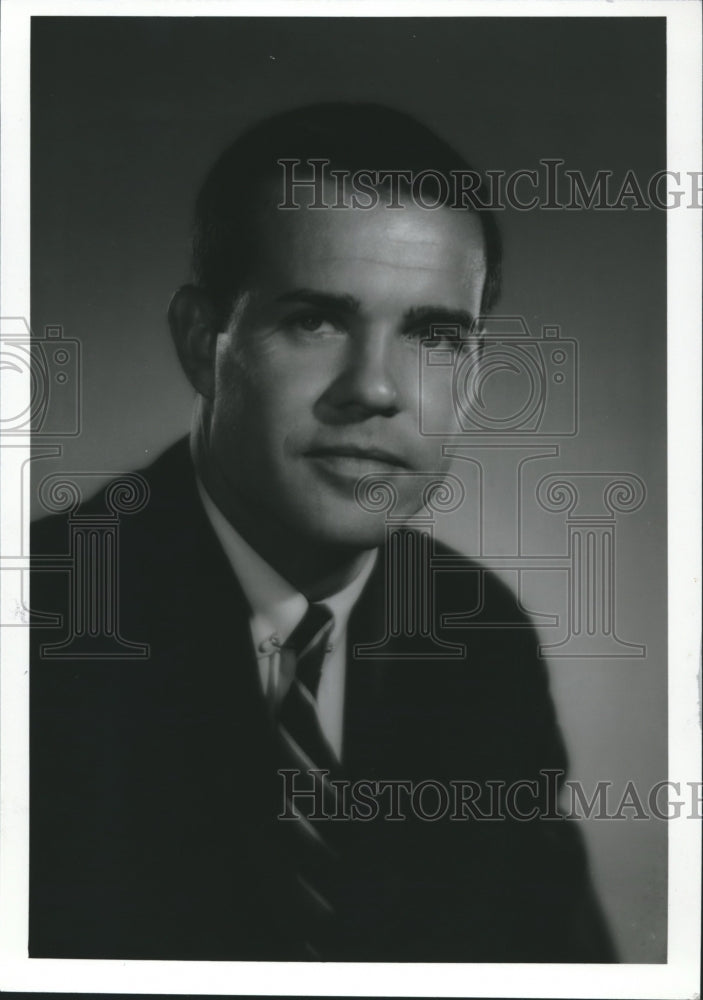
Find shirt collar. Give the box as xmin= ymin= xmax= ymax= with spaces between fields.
xmin=196 ymin=477 xmax=377 ymax=654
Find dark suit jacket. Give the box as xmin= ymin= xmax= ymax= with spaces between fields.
xmin=29 ymin=438 xmax=615 ymax=962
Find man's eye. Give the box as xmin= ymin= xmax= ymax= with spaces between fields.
xmin=401 ymin=326 xmax=431 ymax=345
xmin=402 ymin=326 xmax=462 ymax=347
xmin=284 ymin=313 xmax=344 ymax=337
xmin=421 ymin=326 xmax=471 ymax=348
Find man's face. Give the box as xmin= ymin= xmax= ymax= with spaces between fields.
xmin=207 ymin=191 xmax=486 ymax=549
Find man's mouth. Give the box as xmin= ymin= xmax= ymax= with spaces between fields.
xmin=306 ymin=445 xmax=410 ymax=479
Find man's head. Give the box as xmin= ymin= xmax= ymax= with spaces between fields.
xmin=169 ymin=103 xmax=501 ymax=572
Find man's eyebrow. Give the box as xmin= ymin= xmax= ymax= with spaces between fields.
xmin=276 ymin=289 xmax=360 ymax=313
xmin=403 ymin=305 xmax=477 ymax=331
xmin=274 ymin=292 xmax=476 ymax=331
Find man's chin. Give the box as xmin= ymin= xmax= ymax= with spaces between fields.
xmin=288 ymin=482 xmax=433 ymax=551
xmin=278 ymin=471 xmax=436 ymax=551
xmin=299 ymin=515 xmax=389 ymax=552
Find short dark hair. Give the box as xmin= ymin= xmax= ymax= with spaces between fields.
xmin=191 ymin=102 xmax=502 ymax=329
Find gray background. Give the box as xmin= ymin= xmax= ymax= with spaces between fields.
xmin=30 ymin=16 xmax=667 ymax=962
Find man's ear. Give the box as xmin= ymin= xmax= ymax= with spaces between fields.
xmin=168 ymin=284 xmax=219 ymax=399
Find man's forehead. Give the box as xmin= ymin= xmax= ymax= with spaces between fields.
xmin=254 ymin=193 xmax=487 ymax=281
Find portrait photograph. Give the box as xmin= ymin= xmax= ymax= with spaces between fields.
xmin=0 ymin=2 xmax=700 ymax=998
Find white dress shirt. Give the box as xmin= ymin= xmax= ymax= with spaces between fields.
xmin=196 ymin=479 xmax=376 ymax=760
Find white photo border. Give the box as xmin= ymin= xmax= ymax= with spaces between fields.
xmin=1 ymin=1 xmax=700 ymax=997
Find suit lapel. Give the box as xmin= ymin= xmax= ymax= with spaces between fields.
xmin=138 ymin=438 xmax=276 ymax=778
xmin=342 ymin=546 xmax=395 ymax=776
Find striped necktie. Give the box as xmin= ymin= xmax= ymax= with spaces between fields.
xmin=276 ymin=602 xmax=340 ymax=959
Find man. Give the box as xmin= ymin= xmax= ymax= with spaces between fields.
xmin=30 ymin=103 xmax=615 ymax=962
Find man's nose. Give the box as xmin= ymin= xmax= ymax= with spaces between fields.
xmin=319 ymin=330 xmax=401 ymax=421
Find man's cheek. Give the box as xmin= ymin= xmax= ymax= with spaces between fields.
xmin=417 ymin=367 xmax=463 ymax=437
xmin=265 ymin=367 xmax=321 ymax=409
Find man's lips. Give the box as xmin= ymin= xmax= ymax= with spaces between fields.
xmin=306 ymin=445 xmax=411 ymax=473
